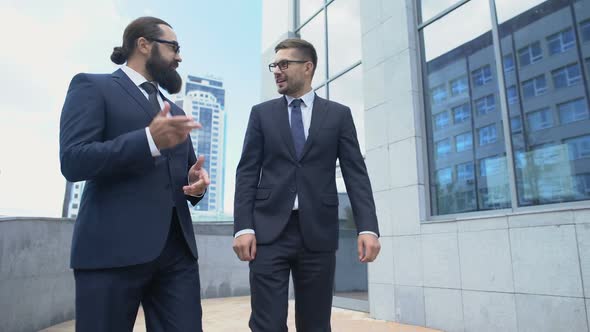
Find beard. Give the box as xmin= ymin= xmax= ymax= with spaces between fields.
xmin=277 ymin=76 xmax=304 ymax=96
xmin=146 ymin=45 xmax=182 ymax=94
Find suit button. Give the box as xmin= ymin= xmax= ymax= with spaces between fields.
xmin=289 ymin=187 xmax=296 ymax=193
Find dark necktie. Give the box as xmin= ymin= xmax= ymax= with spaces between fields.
xmin=140 ymin=81 xmax=160 ymax=115
xmin=290 ymin=98 xmax=306 ymax=159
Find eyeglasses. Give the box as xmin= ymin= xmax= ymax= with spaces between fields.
xmin=268 ymin=60 xmax=308 ymax=72
xmin=147 ymin=38 xmax=180 ymax=54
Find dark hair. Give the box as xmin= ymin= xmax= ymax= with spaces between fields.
xmin=274 ymin=38 xmax=318 ymax=75
xmin=111 ymin=16 xmax=172 ymax=65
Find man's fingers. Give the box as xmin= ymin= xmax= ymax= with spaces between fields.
xmin=199 ymin=169 xmax=210 ymax=185
xmin=195 ymin=155 xmax=205 ymax=169
xmin=233 ymin=237 xmax=255 ymax=261
xmin=250 ymin=238 xmax=257 ymax=260
xmin=160 ymin=101 xmax=171 ymax=116
xmin=358 ymin=238 xmax=365 ymax=261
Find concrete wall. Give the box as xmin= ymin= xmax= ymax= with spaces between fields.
xmin=360 ymin=1 xmax=590 ymax=331
xmin=0 ymin=218 xmax=250 ymax=332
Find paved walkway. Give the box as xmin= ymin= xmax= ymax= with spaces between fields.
xmin=42 ymin=296 xmax=440 ymax=332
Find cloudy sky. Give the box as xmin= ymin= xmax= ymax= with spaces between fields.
xmin=0 ymin=0 xmax=262 ymax=217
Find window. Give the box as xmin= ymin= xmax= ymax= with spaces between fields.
xmin=503 ymin=54 xmax=514 ymax=72
xmin=581 ymin=20 xmax=590 ymax=42
xmin=450 ymin=76 xmax=468 ymax=96
xmin=518 ymin=41 xmax=543 ymax=66
xmin=479 ymin=156 xmax=498 ymax=177
xmin=436 ymin=167 xmax=453 ymax=185
xmin=510 ymin=116 xmax=522 ymax=133
xmin=456 ymin=162 xmax=475 ymax=181
xmin=552 ymin=63 xmax=582 ymax=89
xmin=527 ymin=108 xmax=553 ymax=131
xmin=422 ymin=0 xmax=510 ymax=215
xmin=431 ymin=85 xmax=447 ymax=105
xmin=455 ymin=132 xmax=473 ymax=152
xmin=453 ymin=103 xmax=471 ymax=124
xmin=72 ymin=204 xmax=78 ymax=209
xmin=522 ymin=75 xmax=547 ymax=99
xmin=575 ymin=174 xmax=590 ymax=198
xmin=475 ymin=94 xmax=495 ymax=116
xmin=478 ymin=124 xmax=497 ymax=146
xmin=434 ymin=111 xmax=450 ymax=130
xmin=506 ymin=86 xmax=518 ymax=105
xmin=471 ymin=65 xmax=492 ymax=86
xmin=559 ymin=98 xmax=589 ymax=124
xmin=565 ymin=135 xmax=590 ymax=160
xmin=547 ymin=28 xmax=575 ymax=55
xmin=422 ymin=0 xmax=590 ymax=213
xmin=435 ymin=138 xmax=452 ymax=158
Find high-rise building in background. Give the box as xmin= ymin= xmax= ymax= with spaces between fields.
xmin=176 ymin=75 xmax=227 ymax=216
xmin=62 ymin=181 xmax=85 ymax=218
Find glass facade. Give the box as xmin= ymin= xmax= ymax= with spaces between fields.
xmin=295 ymin=0 xmax=367 ymax=303
xmin=421 ymin=0 xmax=590 ymax=215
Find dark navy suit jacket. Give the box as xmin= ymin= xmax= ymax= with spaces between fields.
xmin=60 ymin=69 xmax=201 ymax=269
xmin=234 ymin=95 xmax=379 ymax=251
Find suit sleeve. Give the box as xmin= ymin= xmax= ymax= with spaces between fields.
xmin=59 ymin=73 xmax=154 ymax=182
xmin=337 ymin=107 xmax=380 ymax=236
xmin=185 ymin=136 xmax=204 ymax=206
xmin=234 ymin=107 xmax=264 ymax=234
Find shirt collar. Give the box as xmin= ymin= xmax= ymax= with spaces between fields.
xmin=285 ymin=89 xmax=315 ymax=108
xmin=120 ymin=65 xmax=160 ymax=90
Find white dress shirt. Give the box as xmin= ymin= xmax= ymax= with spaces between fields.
xmin=235 ymin=89 xmax=377 ymax=238
xmin=120 ymin=65 xmax=163 ymax=158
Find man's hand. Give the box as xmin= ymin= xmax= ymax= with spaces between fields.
xmin=149 ymin=101 xmax=201 ymax=150
xmin=232 ymin=234 xmax=257 ymax=261
xmin=184 ymin=155 xmax=210 ymax=196
xmin=358 ymin=234 xmax=381 ymax=263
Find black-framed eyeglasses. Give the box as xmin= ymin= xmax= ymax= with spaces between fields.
xmin=147 ymin=38 xmax=180 ymax=54
xmin=268 ymin=60 xmax=308 ymax=72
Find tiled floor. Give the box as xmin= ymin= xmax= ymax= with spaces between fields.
xmin=41 ymin=296 xmax=441 ymax=332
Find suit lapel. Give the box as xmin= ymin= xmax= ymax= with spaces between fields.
xmin=274 ymin=96 xmax=298 ymax=161
xmin=112 ymin=69 xmax=155 ymax=120
xmin=300 ymin=95 xmax=329 ymax=160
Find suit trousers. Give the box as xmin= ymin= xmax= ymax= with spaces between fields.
xmin=74 ymin=209 xmax=202 ymax=332
xmin=249 ymin=211 xmax=336 ymax=332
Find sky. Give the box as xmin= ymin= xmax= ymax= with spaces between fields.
xmin=0 ymin=0 xmax=262 ymax=217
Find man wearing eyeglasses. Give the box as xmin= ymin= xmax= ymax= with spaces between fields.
xmin=233 ymin=38 xmax=381 ymax=331
xmin=59 ymin=17 xmax=208 ymax=331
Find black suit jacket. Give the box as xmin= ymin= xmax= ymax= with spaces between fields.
xmin=234 ymin=95 xmax=379 ymax=251
xmin=59 ymin=69 xmax=202 ymax=269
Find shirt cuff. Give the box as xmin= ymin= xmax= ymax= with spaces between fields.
xmin=186 ymin=176 xmax=206 ymax=197
xmin=188 ymin=190 xmax=205 ymax=198
xmin=359 ymin=231 xmax=378 ymax=238
xmin=145 ymin=127 xmax=161 ymax=157
xmin=235 ymin=229 xmax=255 ymax=238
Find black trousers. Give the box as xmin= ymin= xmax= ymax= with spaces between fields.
xmin=249 ymin=211 xmax=336 ymax=332
xmin=74 ymin=210 xmax=202 ymax=332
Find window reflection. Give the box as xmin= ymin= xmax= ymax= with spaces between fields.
xmin=498 ymin=0 xmax=590 ymax=205
xmin=298 ymin=13 xmax=327 ymax=87
xmin=327 ymin=0 xmax=361 ymax=75
xmin=331 ymin=66 xmax=367 ymax=302
xmin=329 ymin=64 xmax=365 ymax=152
xmin=420 ymin=0 xmax=463 ymax=23
xmin=422 ymin=0 xmax=510 ymax=215
xmin=299 ymin=0 xmax=325 ymax=24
